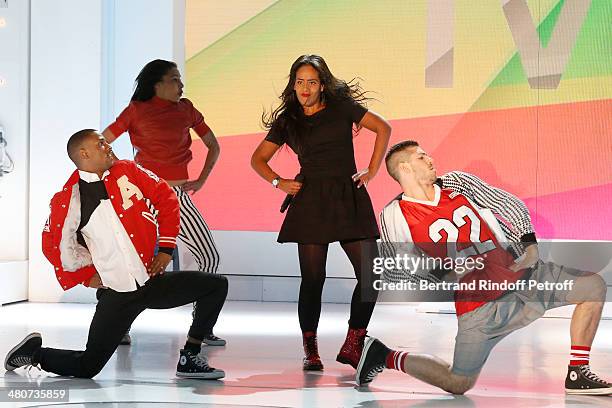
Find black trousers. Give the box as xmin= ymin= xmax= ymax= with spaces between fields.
xmin=37 ymin=271 xmax=228 ymax=378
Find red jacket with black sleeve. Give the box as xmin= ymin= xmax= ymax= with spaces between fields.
xmin=42 ymin=160 xmax=180 ymax=290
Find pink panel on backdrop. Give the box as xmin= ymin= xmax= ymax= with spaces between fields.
xmin=188 ymin=132 xmax=299 ymax=232
xmin=188 ymin=99 xmax=611 ymax=240
xmin=523 ymin=183 xmax=612 ymax=240
xmin=431 ymin=99 xmax=612 ymax=198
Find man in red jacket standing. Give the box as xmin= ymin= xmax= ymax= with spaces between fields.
xmin=4 ymin=129 xmax=228 ymax=379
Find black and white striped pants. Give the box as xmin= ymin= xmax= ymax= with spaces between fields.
xmin=147 ymin=186 xmax=220 ymax=273
xmin=172 ymin=186 xmax=220 ymax=273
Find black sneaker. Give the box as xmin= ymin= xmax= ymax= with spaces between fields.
xmin=119 ymin=330 xmax=131 ymax=346
xmin=4 ymin=333 xmax=42 ymax=371
xmin=202 ymin=334 xmax=226 ymax=346
xmin=356 ymin=336 xmax=390 ymax=386
xmin=565 ymin=365 xmax=612 ymax=395
xmin=176 ymin=349 xmax=225 ymax=379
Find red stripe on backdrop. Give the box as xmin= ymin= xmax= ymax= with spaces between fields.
xmin=188 ymin=99 xmax=612 ymax=240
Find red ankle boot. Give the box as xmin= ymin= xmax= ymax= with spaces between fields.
xmin=336 ymin=327 xmax=367 ymax=368
xmin=302 ymin=331 xmax=323 ymax=371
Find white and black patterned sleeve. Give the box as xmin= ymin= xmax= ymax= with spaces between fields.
xmin=439 ymin=171 xmax=537 ymax=247
xmin=378 ymin=203 xmax=398 ymax=262
xmin=379 ymin=195 xmax=400 ymax=243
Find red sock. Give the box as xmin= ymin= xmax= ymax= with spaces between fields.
xmin=385 ymin=350 xmax=409 ymax=371
xmin=570 ymin=345 xmax=590 ymax=366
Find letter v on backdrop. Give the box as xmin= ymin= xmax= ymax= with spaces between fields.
xmin=425 ymin=0 xmax=592 ymax=89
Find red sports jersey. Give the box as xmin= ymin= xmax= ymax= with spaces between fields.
xmin=399 ymin=188 xmax=524 ymax=316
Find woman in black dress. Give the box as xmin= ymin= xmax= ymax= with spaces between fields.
xmin=251 ymin=55 xmax=391 ymax=370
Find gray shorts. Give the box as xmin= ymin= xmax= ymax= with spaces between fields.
xmin=451 ymin=260 xmax=583 ymax=377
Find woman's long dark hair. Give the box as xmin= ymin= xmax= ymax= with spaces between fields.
xmin=131 ymin=59 xmax=177 ymax=102
xmin=262 ymin=55 xmax=368 ymax=153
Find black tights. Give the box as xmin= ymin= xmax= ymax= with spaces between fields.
xmin=298 ymin=238 xmax=378 ymax=333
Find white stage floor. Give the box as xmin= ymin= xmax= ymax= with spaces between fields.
xmin=1 ymin=301 xmax=612 ymax=407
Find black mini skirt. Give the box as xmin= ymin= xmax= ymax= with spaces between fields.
xmin=277 ymin=174 xmax=380 ymax=244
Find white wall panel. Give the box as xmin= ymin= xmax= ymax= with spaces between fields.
xmin=0 ymin=0 xmax=29 ymax=261
xmin=0 ymin=0 xmax=30 ymax=304
xmin=28 ymin=0 xmax=104 ymax=302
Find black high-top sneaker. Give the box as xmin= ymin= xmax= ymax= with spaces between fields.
xmin=356 ymin=337 xmax=390 ymax=386
xmin=565 ymin=365 xmax=612 ymax=395
xmin=202 ymin=334 xmax=227 ymax=346
xmin=5 ymin=333 xmax=42 ymax=371
xmin=119 ymin=329 xmax=131 ymax=345
xmin=176 ymin=349 xmax=225 ymax=379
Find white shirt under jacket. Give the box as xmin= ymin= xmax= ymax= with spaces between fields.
xmin=78 ymin=170 xmax=149 ymax=292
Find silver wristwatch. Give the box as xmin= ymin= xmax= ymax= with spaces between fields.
xmin=272 ymin=176 xmax=280 ymax=188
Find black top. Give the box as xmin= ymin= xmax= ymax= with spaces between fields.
xmin=265 ymin=98 xmax=367 ymax=177
xmin=263 ymin=98 xmax=378 ymax=244
xmin=77 ymin=178 xmax=109 ymax=248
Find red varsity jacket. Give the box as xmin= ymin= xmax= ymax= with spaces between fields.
xmin=42 ymin=160 xmax=180 ymax=290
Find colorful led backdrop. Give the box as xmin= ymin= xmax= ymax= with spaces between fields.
xmin=184 ymin=0 xmax=611 ymax=240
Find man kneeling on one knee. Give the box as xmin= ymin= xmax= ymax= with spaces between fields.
xmin=356 ymin=140 xmax=611 ymax=396
xmin=4 ymin=129 xmax=228 ymax=379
